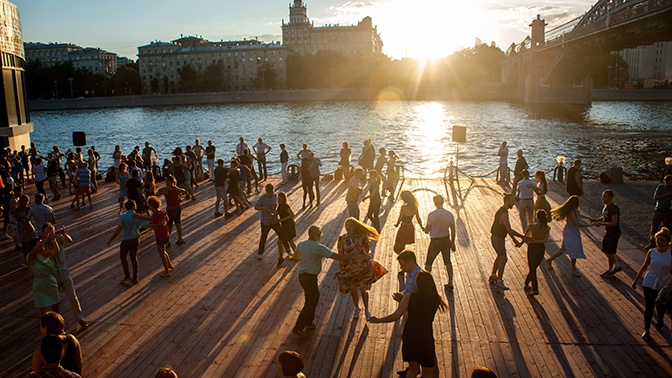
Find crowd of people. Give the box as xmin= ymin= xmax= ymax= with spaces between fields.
xmin=496 ymin=141 xmax=672 ymax=343
xmin=10 ymin=135 xmax=672 ymax=377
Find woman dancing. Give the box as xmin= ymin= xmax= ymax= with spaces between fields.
xmin=277 ymin=192 xmax=298 ymax=260
xmin=335 ymin=218 xmax=385 ymax=320
xmin=394 ymin=190 xmax=423 ymax=254
xmin=632 ymin=227 xmax=672 ymax=340
xmin=27 ymin=224 xmax=67 ymax=315
xmin=523 ymin=210 xmax=550 ymax=295
xmin=370 ymin=271 xmax=446 ymax=378
xmin=534 ymin=170 xmax=551 ymax=222
xmin=546 ymin=196 xmax=593 ymax=276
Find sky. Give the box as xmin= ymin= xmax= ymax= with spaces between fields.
xmin=13 ymin=0 xmax=596 ymax=61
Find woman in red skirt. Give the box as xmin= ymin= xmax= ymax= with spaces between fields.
xmin=394 ymin=190 xmax=424 ymax=254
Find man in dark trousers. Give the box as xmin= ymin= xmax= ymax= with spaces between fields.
xmin=567 ymin=158 xmax=583 ymax=197
xmin=646 ymin=175 xmax=672 ymax=249
xmin=489 ymin=193 xmax=525 ymax=291
xmin=590 ymin=190 xmax=622 ymax=277
xmin=292 ymin=225 xmax=364 ymax=338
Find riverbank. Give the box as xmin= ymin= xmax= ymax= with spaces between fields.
xmin=28 ymin=87 xmax=672 ymax=111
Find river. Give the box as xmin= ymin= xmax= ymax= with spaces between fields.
xmin=29 ymin=101 xmax=672 ymax=179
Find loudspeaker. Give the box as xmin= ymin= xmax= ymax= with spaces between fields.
xmin=73 ymin=131 xmax=86 ymax=146
xmin=452 ymin=126 xmax=466 ymax=143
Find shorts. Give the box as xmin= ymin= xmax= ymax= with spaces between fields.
xmin=491 ymin=234 xmax=506 ymax=256
xmin=426 ymin=237 xmax=452 ymax=267
xmin=75 ymin=186 xmax=90 ymax=196
xmin=167 ymin=207 xmax=182 ymax=225
xmin=156 ymin=237 xmax=170 ymax=245
xmin=602 ymin=231 xmax=621 ymax=255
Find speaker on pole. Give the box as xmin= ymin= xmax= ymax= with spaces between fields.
xmin=452 ymin=126 xmax=466 ymax=143
xmin=73 ymin=132 xmax=87 ymax=147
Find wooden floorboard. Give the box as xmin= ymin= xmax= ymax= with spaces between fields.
xmin=2 ymin=176 xmax=672 ymax=377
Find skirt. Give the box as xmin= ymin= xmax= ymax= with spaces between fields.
xmin=395 ymin=223 xmax=415 ymax=245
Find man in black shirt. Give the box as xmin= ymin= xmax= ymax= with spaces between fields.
xmin=590 ymin=190 xmax=622 ymax=277
xmin=205 ymin=140 xmax=216 ymax=180
xmin=280 ymin=144 xmax=289 ymax=184
xmin=213 ymin=159 xmax=232 ymax=218
xmin=125 ymin=170 xmax=144 ymax=213
xmin=567 ymin=158 xmax=583 ymax=196
xmin=512 ymin=149 xmax=528 ymax=193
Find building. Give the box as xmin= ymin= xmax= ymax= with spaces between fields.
xmin=117 ymin=56 xmax=134 ymax=67
xmin=620 ymin=42 xmax=672 ymax=88
xmin=0 ymin=0 xmax=32 ymax=150
xmin=70 ymin=47 xmax=117 ymax=76
xmin=137 ymin=36 xmax=287 ymax=94
xmin=24 ymin=42 xmax=118 ymax=76
xmin=281 ymin=0 xmax=383 ymax=58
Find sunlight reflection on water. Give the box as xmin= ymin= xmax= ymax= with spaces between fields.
xmin=30 ymin=101 xmax=672 ymax=179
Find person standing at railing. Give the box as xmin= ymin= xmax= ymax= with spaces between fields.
xmin=497 ymin=141 xmax=509 ymax=184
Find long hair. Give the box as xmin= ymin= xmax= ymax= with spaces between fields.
xmin=416 ymin=271 xmax=447 ymax=312
xmin=535 ymin=170 xmax=547 ymax=195
xmin=551 ymin=195 xmax=580 ymax=221
xmin=400 ymin=190 xmax=418 ymax=211
xmin=345 ymin=217 xmax=379 ymax=241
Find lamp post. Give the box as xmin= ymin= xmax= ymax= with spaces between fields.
xmin=53 ymin=80 xmax=58 ymax=99
xmin=68 ymin=77 xmax=74 ymax=98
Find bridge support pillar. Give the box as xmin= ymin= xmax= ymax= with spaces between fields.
xmin=524 ymin=74 xmax=592 ymax=105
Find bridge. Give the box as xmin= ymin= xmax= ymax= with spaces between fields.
xmin=502 ymin=0 xmax=672 ymax=104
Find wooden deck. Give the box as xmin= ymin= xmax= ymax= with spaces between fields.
xmin=1 ymin=176 xmax=671 ymax=377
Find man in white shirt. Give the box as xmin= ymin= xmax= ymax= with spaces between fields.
xmin=424 ymin=195 xmax=456 ymax=290
xmin=498 ymin=141 xmax=509 ymax=183
xmin=516 ymin=169 xmax=536 ymax=230
xmin=235 ymin=137 xmax=248 ymax=157
xmin=253 ymin=138 xmax=272 ymax=181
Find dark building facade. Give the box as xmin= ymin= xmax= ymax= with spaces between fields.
xmin=0 ymin=0 xmax=31 ymax=150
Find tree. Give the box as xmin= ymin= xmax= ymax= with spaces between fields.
xmin=202 ymin=60 xmax=224 ymax=92
xmin=177 ymin=65 xmax=198 ymax=93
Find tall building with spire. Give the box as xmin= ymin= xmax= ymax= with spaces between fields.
xmin=281 ymin=0 xmax=383 ymax=58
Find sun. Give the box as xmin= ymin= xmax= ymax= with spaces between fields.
xmin=378 ymin=0 xmax=482 ymax=61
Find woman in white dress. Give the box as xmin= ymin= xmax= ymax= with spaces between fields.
xmin=546 ymin=195 xmax=593 ymax=276
xmin=632 ymin=227 xmax=672 ymax=340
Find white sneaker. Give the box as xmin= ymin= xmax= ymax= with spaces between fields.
xmin=496 ymin=280 xmax=509 ymax=290
xmin=353 ymin=308 xmax=360 ymax=319
xmin=365 ymin=309 xmax=372 ymax=321
xmin=256 ymin=254 xmax=263 ymax=260
xmin=488 ymin=274 xmax=497 ymax=284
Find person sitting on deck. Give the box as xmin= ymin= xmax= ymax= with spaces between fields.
xmin=29 ymin=334 xmax=81 ymax=378
xmin=278 ymin=350 xmax=306 ymax=378
xmin=155 ymin=367 xmax=178 ymax=378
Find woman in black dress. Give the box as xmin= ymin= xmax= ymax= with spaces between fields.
xmin=277 ymin=192 xmax=298 ymax=260
xmin=370 ymin=271 xmax=446 ymax=378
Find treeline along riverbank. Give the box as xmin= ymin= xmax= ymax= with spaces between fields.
xmin=29 ymin=88 xmax=672 ymax=111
